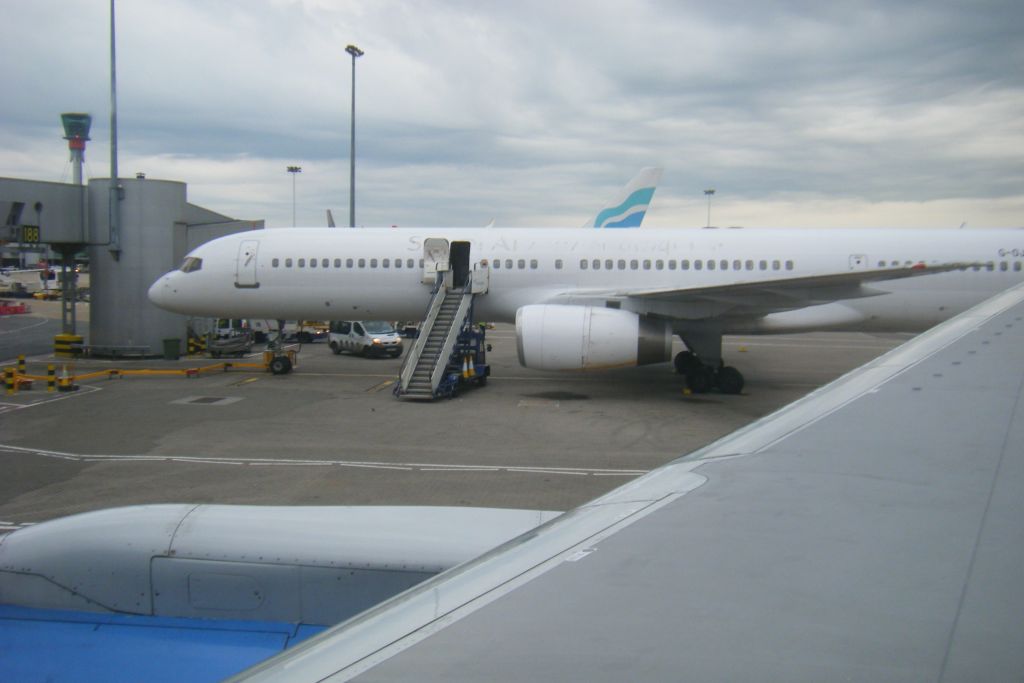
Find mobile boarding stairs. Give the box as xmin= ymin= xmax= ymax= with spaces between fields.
xmin=395 ymin=269 xmax=489 ymax=400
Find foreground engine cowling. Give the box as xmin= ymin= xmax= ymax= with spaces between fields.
xmin=516 ymin=305 xmax=672 ymax=371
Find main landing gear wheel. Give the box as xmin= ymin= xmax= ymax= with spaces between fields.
xmin=716 ymin=366 xmax=744 ymax=395
xmin=677 ymin=353 xmax=745 ymax=395
xmin=269 ymin=356 xmax=293 ymax=375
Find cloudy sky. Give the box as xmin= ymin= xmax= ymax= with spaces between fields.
xmin=2 ymin=0 xmax=1022 ymax=229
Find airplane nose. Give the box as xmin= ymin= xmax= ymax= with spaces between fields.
xmin=147 ymin=275 xmax=174 ymax=310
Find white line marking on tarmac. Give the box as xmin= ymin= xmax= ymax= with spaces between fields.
xmin=0 ymin=443 xmax=649 ymax=477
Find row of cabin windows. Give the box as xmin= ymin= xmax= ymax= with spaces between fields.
xmin=579 ymin=258 xmax=794 ymax=272
xmin=272 ymin=257 xmax=424 ymax=269
xmin=269 ymin=256 xmax=1022 ymax=274
xmin=879 ymin=260 xmax=1021 ymax=272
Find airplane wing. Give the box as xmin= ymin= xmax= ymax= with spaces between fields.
xmin=548 ymin=262 xmax=975 ymax=319
xmin=231 ymin=281 xmax=1024 ymax=681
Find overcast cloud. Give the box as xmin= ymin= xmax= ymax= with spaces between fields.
xmin=1 ymin=0 xmax=1022 ymax=228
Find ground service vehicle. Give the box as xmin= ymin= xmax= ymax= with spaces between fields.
xmin=329 ymin=320 xmax=403 ymax=358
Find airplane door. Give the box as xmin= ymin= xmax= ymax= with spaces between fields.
xmin=236 ymin=240 xmax=260 ymax=288
xmin=450 ymin=241 xmax=471 ymax=288
xmin=849 ymin=254 xmax=868 ymax=270
xmin=422 ymin=238 xmax=449 ymax=284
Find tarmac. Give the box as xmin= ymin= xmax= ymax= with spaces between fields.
xmin=0 ymin=306 xmax=910 ymax=527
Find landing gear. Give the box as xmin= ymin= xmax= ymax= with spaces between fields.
xmin=673 ymin=351 xmax=744 ymax=395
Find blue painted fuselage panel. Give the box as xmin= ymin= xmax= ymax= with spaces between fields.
xmin=0 ymin=605 xmax=326 ymax=682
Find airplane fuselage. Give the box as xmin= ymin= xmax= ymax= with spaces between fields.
xmin=149 ymin=227 xmax=1024 ymax=335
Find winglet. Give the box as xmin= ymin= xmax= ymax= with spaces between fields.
xmin=326 ymin=210 xmax=336 ymax=228
xmin=586 ymin=167 xmax=663 ymax=228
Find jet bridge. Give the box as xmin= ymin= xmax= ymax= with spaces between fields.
xmin=395 ymin=241 xmax=489 ymax=400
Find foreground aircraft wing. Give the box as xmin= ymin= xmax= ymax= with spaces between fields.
xmin=232 ymin=282 xmax=1024 ymax=682
xmin=585 ymin=167 xmax=662 ymax=228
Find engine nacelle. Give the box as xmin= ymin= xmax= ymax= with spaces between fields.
xmin=515 ymin=305 xmax=672 ymax=371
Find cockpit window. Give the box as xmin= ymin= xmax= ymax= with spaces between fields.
xmin=180 ymin=256 xmax=203 ymax=273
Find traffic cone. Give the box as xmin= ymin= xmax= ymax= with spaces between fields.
xmin=461 ymin=356 xmax=469 ymax=379
xmin=468 ymin=355 xmax=476 ymax=377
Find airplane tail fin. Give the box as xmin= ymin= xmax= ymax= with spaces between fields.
xmin=327 ymin=209 xmax=336 ymax=228
xmin=586 ymin=167 xmax=663 ymax=228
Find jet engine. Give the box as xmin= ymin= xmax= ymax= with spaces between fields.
xmin=515 ymin=305 xmax=672 ymax=371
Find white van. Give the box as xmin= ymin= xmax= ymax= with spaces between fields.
xmin=328 ymin=321 xmax=403 ymax=358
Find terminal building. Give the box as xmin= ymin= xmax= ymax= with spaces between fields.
xmin=1 ymin=168 xmax=262 ymax=357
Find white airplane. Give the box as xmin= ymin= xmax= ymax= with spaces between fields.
xmin=149 ymin=226 xmax=1023 ymax=392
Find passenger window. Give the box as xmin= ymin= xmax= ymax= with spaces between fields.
xmin=530 ymin=259 xmax=538 ymax=269
xmin=630 ymin=259 xmax=639 ymax=270
xmin=419 ymin=259 xmax=424 ymax=268
xmin=719 ymin=259 xmax=727 ymax=270
xmin=580 ymin=259 xmax=588 ymax=270
xmin=656 ymin=259 xmax=664 ymax=270
xmin=643 ymin=259 xmax=651 ymax=270
xmin=694 ymin=260 xmax=702 ymax=271
xmin=382 ymin=258 xmax=389 ymax=268
xmin=493 ymin=259 xmax=500 ymax=270
xmin=877 ymin=261 xmax=885 ymax=268
xmin=555 ymin=259 xmax=563 ymax=269
xmin=592 ymin=259 xmax=601 ymax=270
xmin=272 ymin=258 xmax=279 ymax=268
xmin=1015 ymin=262 xmax=1022 ymax=272
xmin=759 ymin=260 xmax=767 ymax=270
xmin=334 ymin=258 xmax=341 ymax=268
xmin=370 ymin=258 xmax=378 ymax=268
xmin=298 ymin=258 xmax=306 ymax=267
xmin=681 ymin=259 xmax=690 ymax=270
xmin=668 ymin=260 xmax=677 ymax=270
xmin=605 ymin=259 xmax=613 ymax=270
xmin=346 ymin=258 xmax=354 ymax=268
xmin=707 ymin=260 xmax=716 ymax=271
xmin=310 ymin=259 xmax=317 ymax=268
xmin=353 ymin=322 xmax=364 ymax=335
xmin=505 ymin=259 xmax=513 ymax=269
xmin=618 ymin=259 xmax=626 ymax=270
xmin=785 ymin=260 xmax=794 ymax=270
xmin=518 ymin=259 xmax=526 ymax=269
xmin=986 ymin=262 xmax=994 ymax=271
xmin=745 ymin=259 xmax=753 ymax=270
xmin=772 ymin=260 xmax=780 ymax=270
xmin=395 ymin=258 xmax=402 ymax=268
xmin=358 ymin=258 xmax=366 ymax=268
xmin=409 ymin=259 xmax=416 ymax=268
xmin=322 ymin=258 xmax=329 ymax=268
xmin=339 ymin=321 xmax=351 ymax=334
xmin=733 ymin=259 xmax=741 ymax=270
xmin=285 ymin=258 xmax=293 ymax=268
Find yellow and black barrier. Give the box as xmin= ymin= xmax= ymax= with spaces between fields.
xmin=187 ymin=335 xmax=208 ymax=355
xmin=4 ymin=367 xmax=13 ymax=396
xmin=54 ymin=334 xmax=84 ymax=358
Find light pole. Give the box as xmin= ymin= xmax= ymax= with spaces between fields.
xmin=704 ymin=188 xmax=715 ymax=228
xmin=346 ymin=44 xmax=364 ymax=228
xmin=287 ymin=166 xmax=302 ymax=227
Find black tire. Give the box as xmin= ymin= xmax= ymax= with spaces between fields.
xmin=686 ymin=365 xmax=714 ymax=394
xmin=330 ymin=342 xmax=342 ymax=355
xmin=360 ymin=346 xmax=370 ymax=357
xmin=716 ymin=366 xmax=744 ymax=395
xmin=269 ymin=356 xmax=292 ymax=375
xmin=674 ymin=351 xmax=699 ymax=375
xmin=389 ymin=349 xmax=403 ymax=358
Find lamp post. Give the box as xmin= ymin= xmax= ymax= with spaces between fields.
xmin=287 ymin=166 xmax=302 ymax=227
xmin=704 ymin=188 xmax=715 ymax=228
xmin=346 ymin=44 xmax=364 ymax=228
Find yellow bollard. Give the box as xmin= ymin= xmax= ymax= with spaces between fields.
xmin=47 ymin=364 xmax=56 ymax=392
xmin=17 ymin=355 xmax=26 ymax=375
xmin=4 ymin=367 xmax=14 ymax=396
